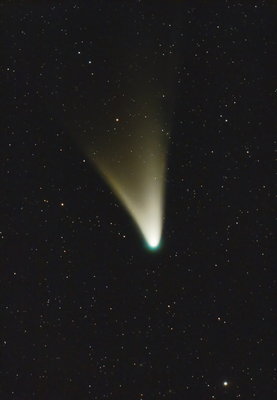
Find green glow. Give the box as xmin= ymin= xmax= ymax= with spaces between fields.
xmin=146 ymin=239 xmax=162 ymax=251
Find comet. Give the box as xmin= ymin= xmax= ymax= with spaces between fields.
xmin=87 ymin=112 xmax=168 ymax=250
xmin=64 ymin=5 xmax=182 ymax=249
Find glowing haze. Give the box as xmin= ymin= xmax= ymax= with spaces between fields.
xmin=68 ymin=5 xmax=181 ymax=248
xmin=88 ymin=115 xmax=168 ymax=249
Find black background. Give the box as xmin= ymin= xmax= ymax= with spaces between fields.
xmin=1 ymin=1 xmax=276 ymax=399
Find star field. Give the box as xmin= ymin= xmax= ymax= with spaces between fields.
xmin=1 ymin=1 xmax=276 ymax=399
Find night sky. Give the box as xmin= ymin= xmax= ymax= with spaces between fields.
xmin=1 ymin=1 xmax=276 ymax=399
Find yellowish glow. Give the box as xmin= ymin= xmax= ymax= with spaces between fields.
xmin=88 ymin=117 xmax=167 ymax=248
